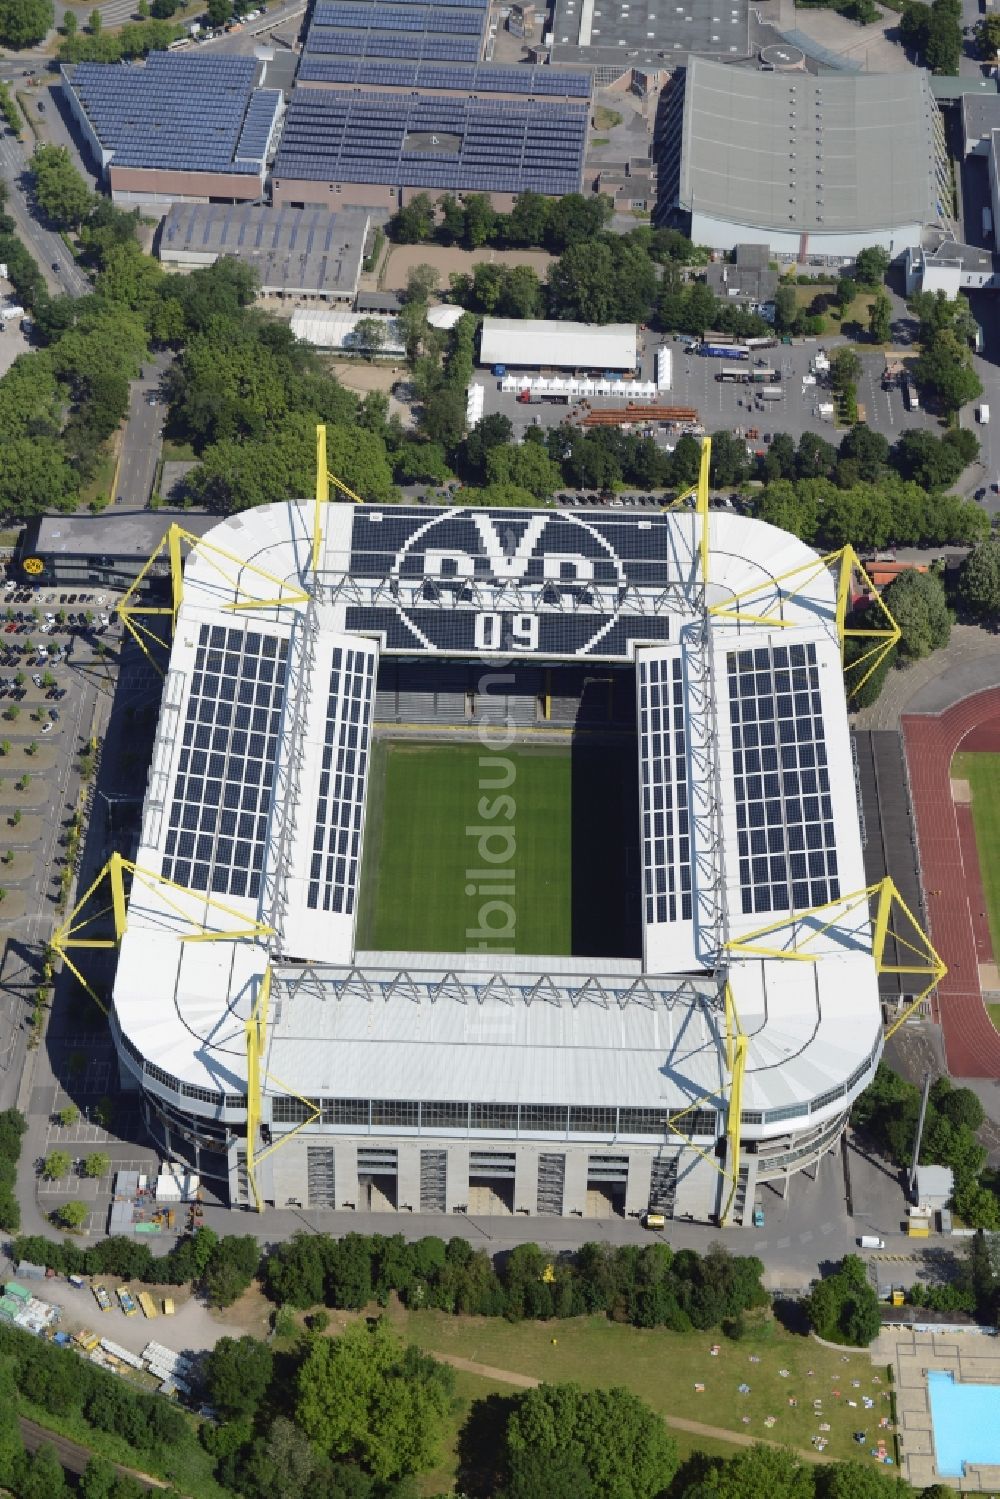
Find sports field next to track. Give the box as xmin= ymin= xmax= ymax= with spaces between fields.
xmin=358 ymin=742 xmax=573 ymax=955
xmin=953 ymin=751 xmax=1000 ymax=966
xmin=357 ymin=738 xmax=640 ymax=957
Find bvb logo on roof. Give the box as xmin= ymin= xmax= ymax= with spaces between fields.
xmin=22 ymin=557 xmax=43 ymax=576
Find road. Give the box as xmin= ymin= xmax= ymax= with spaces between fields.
xmin=114 ymin=353 xmax=171 ymax=508
xmin=0 ymin=129 xmax=88 ymax=298
xmin=20 ymin=1415 xmax=165 ymax=1490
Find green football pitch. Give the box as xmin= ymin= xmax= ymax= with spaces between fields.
xmin=357 ymin=739 xmax=639 ymax=958
xmin=952 ymin=750 xmax=1000 ymax=968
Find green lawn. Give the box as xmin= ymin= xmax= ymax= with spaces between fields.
xmin=357 ymin=742 xmax=573 ymax=954
xmin=952 ymin=751 xmax=1000 ymax=964
xmin=385 ymin=1305 xmax=891 ymax=1470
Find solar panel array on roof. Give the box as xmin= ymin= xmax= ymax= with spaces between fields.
xmin=297 ymin=58 xmax=592 ymax=96
xmin=69 ymin=53 xmax=271 ymax=175
xmin=638 ymin=656 xmax=691 ymax=926
xmin=727 ymin=643 xmax=840 ymax=918
xmin=308 ymin=645 xmax=376 ymax=916
xmin=162 ymin=623 xmax=289 ymax=899
xmin=235 ymin=88 xmax=282 ymax=164
xmin=305 ymin=0 xmax=486 ymax=62
xmin=274 ymin=89 xmax=586 ymax=195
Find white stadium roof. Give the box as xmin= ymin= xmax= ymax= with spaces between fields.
xmin=479 ymin=318 xmax=638 ymax=370
xmin=111 ymin=501 xmax=881 ymax=1139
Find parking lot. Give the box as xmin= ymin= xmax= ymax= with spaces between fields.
xmin=479 ymin=333 xmax=948 ymax=455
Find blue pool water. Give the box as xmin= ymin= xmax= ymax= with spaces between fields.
xmin=928 ymin=1369 xmax=1000 ymax=1476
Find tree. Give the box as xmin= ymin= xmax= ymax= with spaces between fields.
xmin=882 ymin=568 xmax=952 ymax=661
xmin=351 ymin=317 xmax=386 ymax=354
xmin=829 ymin=346 xmax=861 ymax=393
xmin=62 ymin=6 xmax=76 ymax=30
xmin=868 ymin=290 xmax=892 ymax=343
xmin=953 ymin=1179 xmax=1000 ymax=1230
xmin=547 ymin=235 xmax=656 ymax=324
xmin=42 ymin=1149 xmax=71 ymax=1180
xmin=805 ymin=1255 xmax=881 ymax=1346
xmin=485 ymin=441 xmax=561 ymax=499
xmin=404 ymin=262 xmax=440 ymax=304
xmin=464 ymin=412 xmax=514 ymax=479
xmin=838 ymin=422 xmax=888 ymax=482
xmin=204 ymin=1335 xmax=274 ymax=1417
xmin=0 ymin=0 xmax=53 ymax=46
xmin=57 ymin=1104 xmax=78 ymax=1127
xmin=680 ymin=1444 xmax=814 ymax=1499
xmin=295 ymin=1320 xmax=454 ymax=1481
xmin=916 ymin=328 xmax=982 ymax=417
xmin=958 ymin=539 xmax=1000 ymax=618
xmin=390 ymin=194 xmax=436 ymax=245
xmin=53 ymin=1200 xmax=89 ymax=1230
xmin=836 ymin=276 xmax=858 ymax=313
xmin=503 ymin=1384 xmax=677 ymax=1499
xmin=88 ymin=4 xmax=101 ymax=28
xmin=854 ymin=246 xmax=891 ymax=286
xmin=17 ymin=1442 xmax=68 ymax=1499
xmin=772 ymin=283 xmax=798 ymax=335
xmin=709 ymin=430 xmax=751 ymax=488
xmin=83 ymin=1152 xmax=110 ymax=1178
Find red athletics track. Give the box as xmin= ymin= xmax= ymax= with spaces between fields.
xmin=901 ymin=689 xmax=1000 ymax=1077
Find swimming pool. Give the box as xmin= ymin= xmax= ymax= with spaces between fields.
xmin=928 ymin=1369 xmax=1000 ymax=1476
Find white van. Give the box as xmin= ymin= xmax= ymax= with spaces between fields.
xmin=858 ymin=1235 xmax=885 ymax=1250
xmin=904 ymin=380 xmax=919 ymax=411
xmin=978 ymin=404 xmax=990 ymax=424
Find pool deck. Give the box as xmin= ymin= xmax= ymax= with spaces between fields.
xmin=873 ymin=1327 xmax=1000 ymax=1492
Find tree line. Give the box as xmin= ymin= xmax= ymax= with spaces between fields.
xmin=0 ymin=1108 xmax=24 ymax=1233
xmin=10 ymin=1225 xmax=259 ymax=1308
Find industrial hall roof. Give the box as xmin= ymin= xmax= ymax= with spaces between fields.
xmin=63 ymin=53 xmax=281 ymax=177
xmin=158 ymin=203 xmax=369 ymax=298
xmin=480 ymin=318 xmax=637 ymax=369
xmin=272 ymin=87 xmax=587 ymax=197
xmin=679 ymin=58 xmax=943 ymax=235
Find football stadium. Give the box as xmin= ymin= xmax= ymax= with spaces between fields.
xmin=55 ymin=436 xmax=945 ymax=1224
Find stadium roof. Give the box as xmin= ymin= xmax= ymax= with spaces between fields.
xmin=63 ymin=54 xmax=281 ymax=177
xmin=158 ymin=203 xmax=369 ymax=299
xmin=679 ymin=58 xmax=942 ymax=235
xmin=480 ymin=318 xmax=637 ymax=370
xmin=111 ymin=501 xmax=880 ymax=1136
xmin=272 ymin=88 xmax=587 ymax=197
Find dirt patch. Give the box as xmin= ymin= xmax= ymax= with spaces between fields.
xmin=327 ymin=360 xmax=406 ymax=394
xmin=382 ymin=242 xmax=553 ymax=293
xmin=0 ymin=891 xmax=26 ymax=923
xmin=3 ymin=814 xmax=43 ymax=845
xmin=952 ymin=777 xmax=972 ymax=804
xmin=0 ymin=850 xmax=36 ymax=882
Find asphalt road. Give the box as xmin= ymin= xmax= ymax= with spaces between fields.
xmin=0 ymin=129 xmax=88 ymax=299
xmin=114 ymin=353 xmax=171 ymax=508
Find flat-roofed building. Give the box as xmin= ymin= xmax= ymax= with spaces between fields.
xmin=61 ymin=53 xmax=283 ymax=213
xmin=158 ymin=203 xmax=370 ymax=302
xmin=480 ymin=317 xmax=637 ymax=370
xmin=673 ymin=59 xmax=950 ymax=257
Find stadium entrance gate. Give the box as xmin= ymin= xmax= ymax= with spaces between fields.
xmin=357 ymin=1145 xmax=398 ymax=1211
xmin=585 ymin=1153 xmax=628 ymax=1217
xmin=468 ymin=1150 xmax=515 ymax=1214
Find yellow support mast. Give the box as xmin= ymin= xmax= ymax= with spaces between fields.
xmin=663 ymin=434 xmax=712 ymax=588
xmin=50 ymin=854 xmax=274 ymax=1012
xmin=116 ymin=524 xmax=310 ymax=673
xmin=311 ymin=421 xmax=367 ymax=577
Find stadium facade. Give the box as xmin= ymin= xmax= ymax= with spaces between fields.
xmin=73 ymin=490 xmax=928 ymax=1226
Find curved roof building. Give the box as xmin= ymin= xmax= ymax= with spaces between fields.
xmin=676 ymin=58 xmax=950 ymax=256
xmin=103 ymin=498 xmax=892 ymax=1224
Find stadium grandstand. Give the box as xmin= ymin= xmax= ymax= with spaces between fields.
xmin=54 ymin=438 xmax=944 ymax=1225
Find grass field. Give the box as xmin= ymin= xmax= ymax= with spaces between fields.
xmin=358 ymin=742 xmax=573 ymax=954
xmin=357 ymin=738 xmax=642 ymax=957
xmin=378 ymin=1304 xmax=890 ymax=1476
xmin=952 ymin=751 xmax=1000 ymax=966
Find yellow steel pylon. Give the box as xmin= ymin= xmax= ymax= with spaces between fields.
xmin=719 ymin=980 xmax=748 ymax=1227
xmin=243 ymin=964 xmax=322 ymax=1212
xmin=50 ymin=851 xmax=273 ymax=1012
xmin=724 ymin=877 xmax=946 ymax=1029
xmin=311 ymin=422 xmax=366 ymax=575
xmin=664 ymin=434 xmax=711 ymax=587
xmin=116 ymin=524 xmax=310 ymax=673
xmin=707 ymin=544 xmax=900 ymax=696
